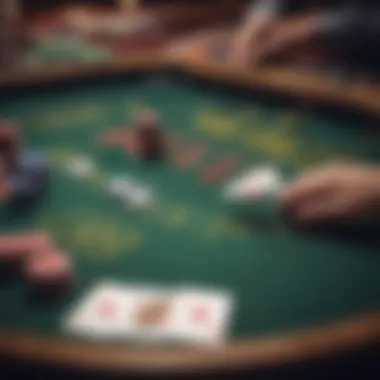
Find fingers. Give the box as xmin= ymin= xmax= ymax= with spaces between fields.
xmin=279 ymin=163 xmax=380 ymax=224
xmin=230 ymin=19 xmax=272 ymax=68
xmin=279 ymin=165 xmax=346 ymax=224
xmin=229 ymin=45 xmax=262 ymax=69
xmin=291 ymin=196 xmax=350 ymax=224
xmin=263 ymin=15 xmax=320 ymax=59
xmin=280 ymin=167 xmax=338 ymax=209
xmin=229 ymin=37 xmax=252 ymax=67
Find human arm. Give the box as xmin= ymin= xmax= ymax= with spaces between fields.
xmin=230 ymin=0 xmax=282 ymax=66
xmin=256 ymin=7 xmax=380 ymax=66
xmin=279 ymin=163 xmax=380 ymax=225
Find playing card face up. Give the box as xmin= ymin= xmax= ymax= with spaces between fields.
xmin=64 ymin=282 xmax=176 ymax=342
xmin=63 ymin=282 xmax=139 ymax=340
xmin=63 ymin=282 xmax=234 ymax=346
xmin=169 ymin=289 xmax=234 ymax=346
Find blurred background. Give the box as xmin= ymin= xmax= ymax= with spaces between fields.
xmin=0 ymin=1 xmax=379 ymax=379
xmin=2 ymin=0 xmax=371 ymax=83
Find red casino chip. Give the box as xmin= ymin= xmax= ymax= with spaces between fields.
xmin=201 ymin=154 xmax=239 ymax=184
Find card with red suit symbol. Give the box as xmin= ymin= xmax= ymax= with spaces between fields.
xmin=169 ymin=288 xmax=234 ymax=346
xmin=64 ymin=282 xmax=234 ymax=346
xmin=63 ymin=282 xmax=175 ymax=342
xmin=63 ymin=281 xmax=142 ymax=340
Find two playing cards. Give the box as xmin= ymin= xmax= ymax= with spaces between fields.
xmin=63 ymin=281 xmax=234 ymax=346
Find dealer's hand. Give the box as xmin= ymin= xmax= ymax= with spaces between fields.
xmin=258 ymin=13 xmax=321 ymax=63
xmin=230 ymin=12 xmax=322 ymax=68
xmin=280 ymin=163 xmax=380 ymax=224
xmin=230 ymin=11 xmax=275 ymax=68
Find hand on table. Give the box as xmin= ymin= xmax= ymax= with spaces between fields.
xmin=280 ymin=163 xmax=380 ymax=224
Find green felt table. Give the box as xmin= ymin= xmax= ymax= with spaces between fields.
xmin=0 ymin=63 xmax=379 ymax=374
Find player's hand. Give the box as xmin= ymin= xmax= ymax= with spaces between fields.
xmin=230 ymin=14 xmax=275 ymax=68
xmin=280 ymin=163 xmax=380 ymax=224
xmin=229 ymin=35 xmax=254 ymax=68
xmin=230 ymin=13 xmax=321 ymax=69
xmin=255 ymin=13 xmax=321 ymax=64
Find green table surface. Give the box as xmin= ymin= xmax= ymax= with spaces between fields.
xmin=0 ymin=71 xmax=380 ymax=344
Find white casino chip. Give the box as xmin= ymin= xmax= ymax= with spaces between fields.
xmin=108 ymin=176 xmax=154 ymax=209
xmin=66 ymin=156 xmax=97 ymax=178
xmin=223 ymin=166 xmax=283 ymax=201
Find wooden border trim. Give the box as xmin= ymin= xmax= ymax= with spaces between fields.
xmin=0 ymin=53 xmax=167 ymax=87
xmin=0 ymin=57 xmax=379 ymax=373
xmin=0 ymin=312 xmax=379 ymax=374
xmin=179 ymin=61 xmax=380 ymax=117
xmin=3 ymin=57 xmax=380 ymax=118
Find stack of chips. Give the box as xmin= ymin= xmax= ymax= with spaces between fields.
xmin=0 ymin=231 xmax=73 ymax=299
xmin=135 ymin=109 xmax=165 ymax=161
xmin=0 ymin=120 xmax=50 ymax=205
xmin=0 ymin=120 xmax=18 ymax=174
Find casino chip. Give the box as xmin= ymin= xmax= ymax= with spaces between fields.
xmin=65 ymin=156 xmax=97 ymax=178
xmin=108 ymin=176 xmax=154 ymax=209
xmin=223 ymin=165 xmax=284 ymax=202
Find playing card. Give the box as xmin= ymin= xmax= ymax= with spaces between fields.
xmin=63 ymin=282 xmax=135 ymax=339
xmin=64 ymin=282 xmax=234 ymax=346
xmin=169 ymin=288 xmax=234 ymax=346
xmin=63 ymin=281 xmax=174 ymax=342
xmin=131 ymin=289 xmax=175 ymax=343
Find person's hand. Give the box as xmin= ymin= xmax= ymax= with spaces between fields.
xmin=230 ymin=12 xmax=321 ymax=69
xmin=230 ymin=12 xmax=275 ymax=68
xmin=280 ymin=163 xmax=380 ymax=224
xmin=258 ymin=13 xmax=321 ymax=63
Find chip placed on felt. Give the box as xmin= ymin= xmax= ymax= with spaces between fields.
xmin=65 ymin=155 xmax=98 ymax=178
xmin=202 ymin=154 xmax=238 ymax=184
xmin=0 ymin=231 xmax=52 ymax=259
xmin=26 ymin=250 xmax=72 ymax=286
xmin=223 ymin=165 xmax=284 ymax=202
xmin=108 ymin=176 xmax=154 ymax=209
xmin=173 ymin=144 xmax=206 ymax=169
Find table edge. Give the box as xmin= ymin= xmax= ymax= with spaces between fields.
xmin=1 ymin=56 xmax=379 ymax=373
xmin=0 ymin=311 xmax=379 ymax=373
xmin=3 ymin=55 xmax=380 ymax=118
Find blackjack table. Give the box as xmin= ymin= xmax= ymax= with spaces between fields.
xmin=0 ymin=56 xmax=379 ymax=377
